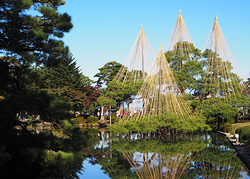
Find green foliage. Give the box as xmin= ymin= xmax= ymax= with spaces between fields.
xmin=0 ymin=1 xmax=95 ymax=178
xmin=110 ymin=79 xmax=143 ymax=111
xmin=200 ymin=98 xmax=238 ymax=124
xmin=199 ymin=94 xmax=250 ymax=125
xmin=97 ymin=95 xmax=116 ymax=107
xmin=221 ymin=123 xmax=233 ymax=133
xmin=110 ymin=114 xmax=118 ymax=124
xmin=198 ymin=49 xmax=243 ymax=103
xmin=94 ymin=61 xmax=123 ymax=87
xmin=87 ymin=128 xmax=99 ymax=135
xmin=39 ymin=52 xmax=91 ymax=112
xmin=87 ymin=116 xmax=99 ymax=124
xmin=96 ymin=62 xmax=143 ymax=112
xmin=243 ymin=78 xmax=250 ymax=96
xmin=62 ymin=120 xmax=73 ymax=132
xmin=71 ymin=116 xmax=85 ymax=125
xmin=165 ymin=42 xmax=203 ymax=94
xmin=111 ymin=138 xmax=209 ymax=155
xmin=110 ymin=113 xmax=211 ymax=134
xmin=235 ymin=125 xmax=250 ymax=144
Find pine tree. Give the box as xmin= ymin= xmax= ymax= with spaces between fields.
xmin=165 ymin=42 xmax=204 ymax=94
xmin=0 ymin=0 xmax=73 ymax=130
xmin=39 ymin=52 xmax=91 ymax=111
xmin=0 ymin=0 xmax=89 ymax=178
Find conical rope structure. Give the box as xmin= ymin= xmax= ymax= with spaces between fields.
xmin=197 ymin=16 xmax=249 ymax=121
xmin=164 ymin=10 xmax=202 ymax=95
xmin=111 ymin=44 xmax=210 ymax=133
xmin=109 ymin=25 xmax=156 ymax=84
xmin=101 ymin=25 xmax=156 ymax=125
xmin=109 ymin=10 xmax=211 ymax=133
xmin=165 ymin=9 xmax=196 ymax=55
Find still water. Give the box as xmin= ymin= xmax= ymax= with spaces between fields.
xmin=78 ymin=130 xmax=250 ymax=179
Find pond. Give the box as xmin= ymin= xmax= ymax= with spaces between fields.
xmin=77 ymin=130 xmax=250 ymax=179
xmin=2 ymin=128 xmax=250 ymax=178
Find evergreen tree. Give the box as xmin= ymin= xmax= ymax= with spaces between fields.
xmin=38 ymin=52 xmax=91 ymax=111
xmin=0 ymin=0 xmax=74 ymax=130
xmin=94 ymin=61 xmax=123 ymax=87
xmin=199 ymin=49 xmax=243 ymax=99
xmin=165 ymin=42 xmax=204 ymax=94
xmin=0 ymin=1 xmax=90 ymax=177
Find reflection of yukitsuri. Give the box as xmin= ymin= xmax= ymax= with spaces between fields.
xmin=112 ymin=133 xmax=248 ymax=179
xmin=118 ymin=138 xmax=207 ymax=179
xmin=121 ymin=151 xmax=188 ymax=179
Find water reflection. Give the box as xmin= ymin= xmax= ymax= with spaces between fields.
xmin=7 ymin=126 xmax=247 ymax=178
xmin=88 ymin=131 xmax=250 ymax=179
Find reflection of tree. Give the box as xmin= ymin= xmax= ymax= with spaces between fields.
xmin=0 ymin=128 xmax=100 ymax=178
xmin=109 ymin=133 xmax=248 ymax=179
xmin=98 ymin=150 xmax=138 ymax=179
xmin=86 ymin=131 xmax=138 ymax=178
xmin=185 ymin=133 xmax=247 ymax=179
xmin=121 ymin=151 xmax=189 ymax=179
xmin=111 ymin=136 xmax=208 ymax=179
xmin=41 ymin=129 xmax=101 ymax=178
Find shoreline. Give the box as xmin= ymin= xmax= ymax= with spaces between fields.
xmin=218 ymin=131 xmax=250 ymax=172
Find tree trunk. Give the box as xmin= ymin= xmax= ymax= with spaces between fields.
xmin=100 ymin=106 xmax=104 ymax=122
xmin=127 ymin=98 xmax=130 ymax=112
xmin=109 ymin=105 xmax=111 ymax=126
xmin=123 ymin=101 xmax=125 ymax=114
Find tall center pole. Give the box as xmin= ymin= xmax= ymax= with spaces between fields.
xmin=214 ymin=15 xmax=218 ymax=98
xmin=141 ymin=25 xmax=145 ymax=114
xmin=158 ymin=44 xmax=162 ymax=116
xmin=141 ymin=25 xmax=145 ymax=81
xmin=179 ymin=9 xmax=183 ymax=43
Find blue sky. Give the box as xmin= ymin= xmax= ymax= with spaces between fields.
xmin=59 ymin=0 xmax=250 ymax=82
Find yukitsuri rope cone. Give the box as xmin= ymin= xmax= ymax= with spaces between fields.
xmin=110 ymin=44 xmax=210 ymax=134
xmin=197 ymin=16 xmax=249 ymax=120
xmin=101 ymin=25 xmax=156 ymax=124
xmin=164 ymin=10 xmax=202 ymax=95
xmin=110 ymin=10 xmax=210 ymax=134
xmin=164 ymin=9 xmax=196 ymax=55
xmin=109 ymin=25 xmax=156 ymax=83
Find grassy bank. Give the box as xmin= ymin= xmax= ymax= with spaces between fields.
xmin=232 ymin=122 xmax=250 ymax=145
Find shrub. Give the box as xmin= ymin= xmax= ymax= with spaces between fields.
xmin=71 ymin=116 xmax=85 ymax=125
xmin=106 ymin=114 xmax=118 ymax=124
xmin=87 ymin=116 xmax=98 ymax=124
xmin=222 ymin=123 xmax=233 ymax=133
xmin=87 ymin=128 xmax=99 ymax=135
xmin=111 ymin=114 xmax=118 ymax=124
xmin=237 ymin=125 xmax=250 ymax=144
